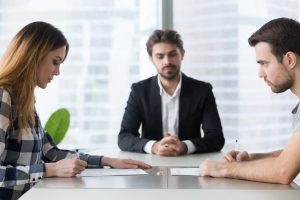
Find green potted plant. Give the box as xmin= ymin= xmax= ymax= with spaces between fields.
xmin=44 ymin=108 xmax=70 ymax=145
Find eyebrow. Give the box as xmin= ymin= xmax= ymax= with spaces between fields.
xmin=154 ymin=49 xmax=177 ymax=56
xmin=257 ymin=60 xmax=268 ymax=64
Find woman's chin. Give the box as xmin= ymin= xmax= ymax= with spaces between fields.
xmin=37 ymin=83 xmax=47 ymax=89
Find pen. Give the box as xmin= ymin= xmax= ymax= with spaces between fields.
xmin=235 ymin=139 xmax=238 ymax=151
xmin=75 ymin=149 xmax=81 ymax=158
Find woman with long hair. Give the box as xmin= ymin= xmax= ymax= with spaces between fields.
xmin=0 ymin=21 xmax=151 ymax=200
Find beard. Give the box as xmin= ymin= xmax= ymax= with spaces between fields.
xmin=268 ymin=78 xmax=293 ymax=93
xmin=159 ymin=64 xmax=180 ymax=80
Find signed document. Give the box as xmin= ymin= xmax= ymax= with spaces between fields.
xmin=79 ymin=169 xmax=148 ymax=177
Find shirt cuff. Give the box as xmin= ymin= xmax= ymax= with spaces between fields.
xmin=29 ymin=164 xmax=45 ymax=183
xmin=183 ymin=140 xmax=196 ymax=154
xmin=144 ymin=140 xmax=156 ymax=154
xmin=79 ymin=154 xmax=103 ymax=168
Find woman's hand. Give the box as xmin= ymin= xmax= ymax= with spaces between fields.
xmin=45 ymin=158 xmax=87 ymax=177
xmin=101 ymin=157 xmax=152 ymax=169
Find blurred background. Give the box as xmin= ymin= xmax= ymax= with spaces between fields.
xmin=0 ymin=0 xmax=298 ymax=152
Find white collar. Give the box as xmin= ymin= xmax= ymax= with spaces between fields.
xmin=157 ymin=73 xmax=182 ymax=97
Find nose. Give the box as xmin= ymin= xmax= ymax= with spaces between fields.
xmin=54 ymin=66 xmax=60 ymax=76
xmin=163 ymin=56 xmax=171 ymax=66
xmin=258 ymin=66 xmax=266 ymax=78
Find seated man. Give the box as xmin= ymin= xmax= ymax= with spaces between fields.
xmin=200 ymin=18 xmax=300 ymax=184
xmin=118 ymin=29 xmax=225 ymax=156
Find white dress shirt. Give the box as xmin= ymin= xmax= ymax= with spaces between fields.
xmin=144 ymin=74 xmax=196 ymax=154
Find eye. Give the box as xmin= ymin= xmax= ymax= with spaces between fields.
xmin=53 ymin=60 xmax=60 ymax=66
xmin=170 ymin=52 xmax=177 ymax=57
xmin=258 ymin=61 xmax=267 ymax=67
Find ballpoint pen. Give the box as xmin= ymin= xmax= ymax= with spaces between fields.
xmin=235 ymin=139 xmax=238 ymax=151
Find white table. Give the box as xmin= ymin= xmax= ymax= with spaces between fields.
xmin=20 ymin=149 xmax=300 ymax=200
xmin=87 ymin=148 xmax=223 ymax=167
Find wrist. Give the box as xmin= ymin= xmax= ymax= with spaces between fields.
xmin=101 ymin=156 xmax=112 ymax=166
xmin=222 ymin=162 xmax=230 ymax=178
xmin=151 ymin=141 xmax=159 ymax=154
xmin=181 ymin=142 xmax=188 ymax=154
xmin=224 ymin=161 xmax=237 ymax=178
xmin=45 ymin=163 xmax=56 ymax=177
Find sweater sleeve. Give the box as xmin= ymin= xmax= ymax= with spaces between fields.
xmin=42 ymin=131 xmax=103 ymax=168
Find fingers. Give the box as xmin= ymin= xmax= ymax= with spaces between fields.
xmin=236 ymin=151 xmax=250 ymax=162
xmin=68 ymin=158 xmax=87 ymax=173
xmin=69 ymin=159 xmax=87 ymax=175
xmin=222 ymin=150 xmax=250 ymax=162
xmin=163 ymin=132 xmax=171 ymax=137
xmin=123 ymin=159 xmax=152 ymax=169
xmin=158 ymin=144 xmax=179 ymax=156
xmin=73 ymin=164 xmax=86 ymax=172
xmin=52 ymin=158 xmax=87 ymax=177
xmin=223 ymin=150 xmax=238 ymax=162
xmin=75 ymin=159 xmax=88 ymax=167
xmin=160 ymin=136 xmax=179 ymax=145
xmin=160 ymin=138 xmax=177 ymax=146
xmin=117 ymin=160 xmax=144 ymax=169
xmin=158 ymin=135 xmax=183 ymax=156
xmin=157 ymin=140 xmax=187 ymax=156
xmin=108 ymin=158 xmax=152 ymax=169
xmin=120 ymin=163 xmax=139 ymax=169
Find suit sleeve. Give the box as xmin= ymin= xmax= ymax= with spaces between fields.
xmin=118 ymin=85 xmax=150 ymax=153
xmin=191 ymin=84 xmax=225 ymax=153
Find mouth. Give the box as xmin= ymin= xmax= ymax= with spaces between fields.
xmin=264 ymin=79 xmax=271 ymax=86
xmin=163 ymin=65 xmax=176 ymax=72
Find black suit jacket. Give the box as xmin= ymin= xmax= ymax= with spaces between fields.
xmin=118 ymin=74 xmax=225 ymax=153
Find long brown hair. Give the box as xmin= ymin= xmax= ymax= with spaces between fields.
xmin=0 ymin=21 xmax=69 ymax=140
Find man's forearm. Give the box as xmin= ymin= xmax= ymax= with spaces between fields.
xmin=118 ymin=131 xmax=149 ymax=153
xmin=226 ymin=156 xmax=292 ymax=184
xmin=249 ymin=149 xmax=282 ymax=160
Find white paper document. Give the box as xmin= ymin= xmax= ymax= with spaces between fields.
xmin=170 ymin=168 xmax=199 ymax=176
xmin=294 ymin=173 xmax=300 ymax=186
xmin=79 ymin=168 xmax=148 ymax=177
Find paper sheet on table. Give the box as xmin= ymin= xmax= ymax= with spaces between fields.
xmin=170 ymin=168 xmax=199 ymax=176
xmin=294 ymin=173 xmax=300 ymax=186
xmin=79 ymin=168 xmax=148 ymax=177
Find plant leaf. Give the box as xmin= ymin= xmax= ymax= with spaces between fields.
xmin=44 ymin=108 xmax=70 ymax=144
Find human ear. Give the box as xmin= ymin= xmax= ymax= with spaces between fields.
xmin=285 ymin=51 xmax=296 ymax=69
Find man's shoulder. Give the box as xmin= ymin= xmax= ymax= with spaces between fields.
xmin=182 ymin=74 xmax=212 ymax=90
xmin=131 ymin=75 xmax=157 ymax=90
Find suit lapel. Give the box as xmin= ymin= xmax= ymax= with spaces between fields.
xmin=178 ymin=74 xmax=190 ymax=139
xmin=149 ymin=76 xmax=163 ymax=138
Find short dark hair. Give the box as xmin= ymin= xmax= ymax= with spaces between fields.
xmin=248 ymin=17 xmax=300 ymax=62
xmin=146 ymin=29 xmax=184 ymax=56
